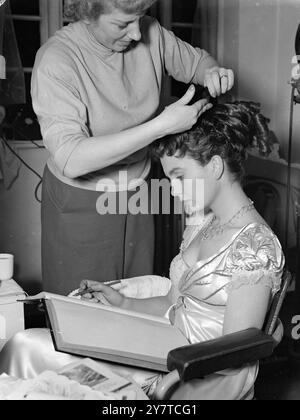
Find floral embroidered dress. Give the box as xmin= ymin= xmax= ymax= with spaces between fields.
xmin=0 ymin=220 xmax=284 ymax=400
xmin=166 ymin=220 xmax=285 ymax=399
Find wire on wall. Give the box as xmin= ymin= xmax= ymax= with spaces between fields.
xmin=1 ymin=135 xmax=43 ymax=203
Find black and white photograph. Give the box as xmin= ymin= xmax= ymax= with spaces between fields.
xmin=0 ymin=0 xmax=300 ymax=404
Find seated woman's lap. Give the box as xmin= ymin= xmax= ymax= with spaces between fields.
xmin=0 ymin=329 xmax=160 ymax=390
xmin=0 ymin=329 xmax=258 ymax=400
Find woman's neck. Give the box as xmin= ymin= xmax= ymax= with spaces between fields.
xmin=210 ymin=181 xmax=251 ymax=225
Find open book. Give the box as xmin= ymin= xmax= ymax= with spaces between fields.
xmin=22 ymin=292 xmax=189 ymax=372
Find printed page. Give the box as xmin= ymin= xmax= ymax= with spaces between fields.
xmin=59 ymin=358 xmax=133 ymax=395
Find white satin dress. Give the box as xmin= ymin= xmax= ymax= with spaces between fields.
xmin=0 ymin=221 xmax=285 ymax=400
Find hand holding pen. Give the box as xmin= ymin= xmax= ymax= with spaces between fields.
xmin=75 ymin=279 xmax=125 ymax=308
xmin=74 ymin=280 xmax=121 ymax=296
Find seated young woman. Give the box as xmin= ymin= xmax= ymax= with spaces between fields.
xmin=0 ymin=101 xmax=284 ymax=400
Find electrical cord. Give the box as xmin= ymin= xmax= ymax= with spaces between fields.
xmin=1 ymin=135 xmax=43 ymax=203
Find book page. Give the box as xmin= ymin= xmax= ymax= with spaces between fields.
xmin=47 ymin=297 xmax=188 ymax=369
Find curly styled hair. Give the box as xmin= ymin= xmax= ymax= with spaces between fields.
xmin=64 ymin=0 xmax=157 ymax=21
xmin=151 ymin=101 xmax=273 ymax=181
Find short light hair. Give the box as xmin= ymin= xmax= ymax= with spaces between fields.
xmin=64 ymin=0 xmax=157 ymax=21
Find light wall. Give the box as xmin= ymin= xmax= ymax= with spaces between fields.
xmin=0 ymin=142 xmax=48 ymax=293
xmin=220 ymin=0 xmax=300 ymax=249
xmin=222 ymin=0 xmax=300 ymax=161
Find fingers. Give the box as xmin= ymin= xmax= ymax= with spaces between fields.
xmin=80 ymin=280 xmax=109 ymax=292
xmin=219 ymin=68 xmax=234 ymax=94
xmin=205 ymin=68 xmax=235 ymax=97
xmin=205 ymin=70 xmax=220 ymax=98
xmin=192 ymin=99 xmax=213 ymax=116
xmin=82 ymin=295 xmax=98 ymax=303
xmin=175 ymin=85 xmax=195 ymax=106
xmin=81 ymin=292 xmax=94 ymax=299
xmin=82 ymin=293 xmax=111 ymax=306
xmin=78 ymin=279 xmax=119 ymax=306
xmin=93 ymin=293 xmax=111 ymax=306
xmin=87 ymin=283 xmax=111 ymax=294
xmin=78 ymin=280 xmax=112 ymax=302
xmin=80 ymin=283 xmax=112 ymax=304
xmin=199 ymin=102 xmax=213 ymax=116
xmin=79 ymin=279 xmax=100 ymax=290
xmin=219 ymin=68 xmax=228 ymax=94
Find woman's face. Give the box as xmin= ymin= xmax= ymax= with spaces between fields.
xmin=160 ymin=154 xmax=219 ymax=215
xmin=86 ymin=7 xmax=144 ymax=52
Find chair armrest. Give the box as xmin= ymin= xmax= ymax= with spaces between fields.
xmin=167 ymin=328 xmax=276 ymax=381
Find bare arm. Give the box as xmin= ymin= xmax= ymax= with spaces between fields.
xmin=221 ymin=225 xmax=284 ymax=335
xmin=79 ymin=280 xmax=173 ymax=317
xmin=223 ymin=284 xmax=271 ymax=335
xmin=121 ymin=294 xmax=173 ymax=317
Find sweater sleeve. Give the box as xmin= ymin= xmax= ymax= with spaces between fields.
xmin=154 ymin=19 xmax=217 ymax=86
xmin=31 ymin=47 xmax=89 ymax=176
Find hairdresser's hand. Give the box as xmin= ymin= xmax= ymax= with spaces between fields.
xmin=204 ymin=67 xmax=234 ymax=98
xmin=79 ymin=279 xmax=126 ymax=307
xmin=158 ymin=85 xmax=213 ymax=136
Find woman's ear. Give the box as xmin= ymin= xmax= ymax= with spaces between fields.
xmin=210 ymin=155 xmax=224 ymax=180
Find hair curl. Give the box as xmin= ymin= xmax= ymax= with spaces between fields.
xmin=151 ymin=101 xmax=273 ymax=181
xmin=64 ymin=0 xmax=157 ymax=22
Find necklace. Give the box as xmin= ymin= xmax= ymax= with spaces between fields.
xmin=199 ymin=200 xmax=255 ymax=241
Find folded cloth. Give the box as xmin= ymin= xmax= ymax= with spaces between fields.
xmin=0 ymin=137 xmax=21 ymax=189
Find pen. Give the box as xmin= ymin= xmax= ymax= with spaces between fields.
xmin=74 ymin=280 xmax=122 ymax=296
xmin=104 ymin=280 xmax=122 ymax=286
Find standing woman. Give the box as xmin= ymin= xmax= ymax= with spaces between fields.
xmin=32 ymin=0 xmax=234 ymax=295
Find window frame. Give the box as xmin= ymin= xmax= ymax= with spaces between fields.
xmin=7 ymin=0 xmax=50 ymax=75
xmin=3 ymin=0 xmax=63 ymax=141
xmin=158 ymin=0 xmax=224 ymax=99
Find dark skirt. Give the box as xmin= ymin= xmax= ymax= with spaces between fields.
xmin=41 ymin=165 xmax=154 ymax=295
